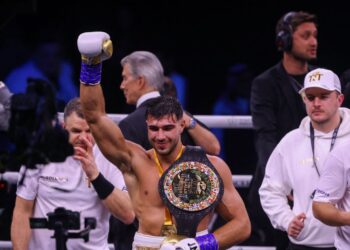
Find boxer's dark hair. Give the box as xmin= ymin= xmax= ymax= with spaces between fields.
xmin=145 ymin=96 xmax=183 ymax=120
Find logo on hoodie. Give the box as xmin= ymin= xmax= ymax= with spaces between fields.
xmin=315 ymin=188 xmax=330 ymax=198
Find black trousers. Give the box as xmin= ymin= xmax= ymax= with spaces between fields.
xmin=287 ymin=242 xmax=336 ymax=250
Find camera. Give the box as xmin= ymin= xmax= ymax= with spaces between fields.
xmin=0 ymin=78 xmax=73 ymax=174
xmin=30 ymin=207 xmax=81 ymax=230
xmin=30 ymin=207 xmax=96 ymax=250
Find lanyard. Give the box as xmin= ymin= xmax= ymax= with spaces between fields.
xmin=154 ymin=146 xmax=184 ymax=226
xmin=309 ymin=119 xmax=342 ymax=176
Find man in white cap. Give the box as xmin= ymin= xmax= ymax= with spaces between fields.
xmin=259 ymin=68 xmax=350 ymax=249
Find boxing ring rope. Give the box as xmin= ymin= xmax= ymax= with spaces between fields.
xmin=1 ymin=172 xmax=253 ymax=189
xmin=56 ymin=113 xmax=253 ymax=129
xmin=58 ymin=113 xmax=253 ymax=129
xmin=107 ymin=114 xmax=253 ymax=129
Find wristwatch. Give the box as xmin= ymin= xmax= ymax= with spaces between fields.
xmin=188 ymin=118 xmax=197 ymax=129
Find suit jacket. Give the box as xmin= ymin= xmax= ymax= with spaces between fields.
xmin=247 ymin=62 xmax=315 ymax=245
xmin=250 ymin=62 xmax=314 ymax=178
xmin=119 ymin=98 xmax=198 ymax=150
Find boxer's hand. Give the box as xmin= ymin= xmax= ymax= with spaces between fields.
xmin=77 ymin=31 xmax=113 ymax=65
xmin=174 ymin=238 xmax=200 ymax=250
xmin=77 ymin=31 xmax=113 ymax=85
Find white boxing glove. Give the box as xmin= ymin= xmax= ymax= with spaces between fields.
xmin=174 ymin=238 xmax=200 ymax=250
xmin=77 ymin=31 xmax=113 ymax=65
xmin=77 ymin=31 xmax=113 ymax=85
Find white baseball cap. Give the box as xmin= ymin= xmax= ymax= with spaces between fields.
xmin=299 ymin=68 xmax=342 ymax=94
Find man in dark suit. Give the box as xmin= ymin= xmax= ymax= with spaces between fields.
xmin=118 ymin=51 xmax=220 ymax=155
xmin=247 ymin=11 xmax=318 ymax=249
xmin=111 ymin=51 xmax=220 ymax=250
xmin=340 ymin=68 xmax=350 ymax=108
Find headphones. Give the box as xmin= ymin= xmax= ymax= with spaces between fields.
xmin=276 ymin=12 xmax=297 ymax=52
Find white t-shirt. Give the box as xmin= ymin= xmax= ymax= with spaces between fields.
xmin=314 ymin=142 xmax=350 ymax=250
xmin=16 ymin=146 xmax=126 ymax=250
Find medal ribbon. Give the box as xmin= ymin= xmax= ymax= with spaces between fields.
xmin=154 ymin=146 xmax=184 ymax=226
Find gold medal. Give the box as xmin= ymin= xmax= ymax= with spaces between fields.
xmin=160 ymin=224 xmax=177 ymax=237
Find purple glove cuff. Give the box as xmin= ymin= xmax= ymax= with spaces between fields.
xmin=195 ymin=233 xmax=218 ymax=250
xmin=80 ymin=62 xmax=102 ymax=85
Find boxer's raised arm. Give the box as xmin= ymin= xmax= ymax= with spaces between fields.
xmin=78 ymin=32 xmax=132 ymax=172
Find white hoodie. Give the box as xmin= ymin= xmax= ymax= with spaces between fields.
xmin=259 ymin=107 xmax=350 ymax=247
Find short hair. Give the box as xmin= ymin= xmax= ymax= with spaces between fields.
xmin=276 ymin=11 xmax=317 ymax=36
xmin=121 ymin=51 xmax=164 ymax=90
xmin=145 ymin=96 xmax=183 ymax=121
xmin=63 ymin=97 xmax=84 ymax=121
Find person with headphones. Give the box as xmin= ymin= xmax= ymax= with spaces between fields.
xmin=247 ymin=11 xmax=318 ymax=249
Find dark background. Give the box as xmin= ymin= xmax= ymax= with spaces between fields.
xmin=1 ymin=0 xmax=349 ymax=175
xmin=1 ymin=0 xmax=349 ymax=114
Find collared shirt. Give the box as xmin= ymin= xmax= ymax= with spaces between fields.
xmin=136 ymin=91 xmax=161 ymax=108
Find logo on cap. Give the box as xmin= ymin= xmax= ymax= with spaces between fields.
xmin=299 ymin=68 xmax=342 ymax=94
xmin=308 ymin=71 xmax=323 ymax=82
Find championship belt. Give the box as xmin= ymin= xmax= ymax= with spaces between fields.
xmin=159 ymin=146 xmax=223 ymax=238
